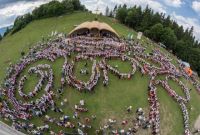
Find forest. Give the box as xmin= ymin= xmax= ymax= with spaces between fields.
xmin=3 ymin=0 xmax=86 ymax=36
xmin=107 ymin=5 xmax=200 ymax=75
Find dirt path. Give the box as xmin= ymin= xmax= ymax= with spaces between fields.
xmin=0 ymin=121 xmax=25 ymax=135
xmin=194 ymin=115 xmax=200 ymax=129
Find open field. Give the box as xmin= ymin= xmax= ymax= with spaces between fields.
xmin=0 ymin=12 xmax=200 ymax=135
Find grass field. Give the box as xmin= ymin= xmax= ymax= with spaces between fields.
xmin=0 ymin=12 xmax=200 ymax=135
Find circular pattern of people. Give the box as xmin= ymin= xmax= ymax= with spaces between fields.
xmin=0 ymin=21 xmax=200 ymax=135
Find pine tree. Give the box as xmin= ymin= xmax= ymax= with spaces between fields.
xmin=105 ymin=6 xmax=109 ymax=16
xmin=116 ymin=7 xmax=127 ymax=24
xmin=113 ymin=5 xmax=118 ymax=17
xmin=109 ymin=11 xmax=113 ymax=17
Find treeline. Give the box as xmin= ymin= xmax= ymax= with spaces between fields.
xmin=108 ymin=5 xmax=200 ymax=75
xmin=4 ymin=0 xmax=86 ymax=36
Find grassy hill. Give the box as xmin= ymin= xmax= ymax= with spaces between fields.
xmin=0 ymin=12 xmax=200 ymax=135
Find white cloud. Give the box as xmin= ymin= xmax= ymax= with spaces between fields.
xmin=172 ymin=12 xmax=200 ymax=41
xmin=192 ymin=1 xmax=200 ymax=15
xmin=164 ymin=0 xmax=183 ymax=7
xmin=1 ymin=0 xmax=199 ymax=41
xmin=81 ymin=0 xmax=166 ymax=14
xmin=82 ymin=0 xmax=200 ymax=41
xmin=0 ymin=0 xmax=166 ymax=28
xmin=82 ymin=0 xmax=106 ymax=14
xmin=146 ymin=0 xmax=166 ymax=13
xmin=132 ymin=0 xmax=166 ymax=13
xmin=0 ymin=0 xmax=54 ymax=28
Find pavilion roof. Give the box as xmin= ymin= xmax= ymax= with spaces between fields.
xmin=68 ymin=21 xmax=119 ymax=38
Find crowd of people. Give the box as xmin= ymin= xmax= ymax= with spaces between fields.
xmin=18 ymin=64 xmax=53 ymax=99
xmin=68 ymin=35 xmax=125 ymax=52
xmin=64 ymin=55 xmax=100 ymax=91
xmin=105 ymin=55 xmax=137 ymax=80
xmin=0 ymin=32 xmax=199 ymax=135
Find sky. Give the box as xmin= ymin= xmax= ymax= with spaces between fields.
xmin=0 ymin=0 xmax=200 ymax=40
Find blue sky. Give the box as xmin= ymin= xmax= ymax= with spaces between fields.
xmin=0 ymin=0 xmax=200 ymax=40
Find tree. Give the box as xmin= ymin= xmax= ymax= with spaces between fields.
xmin=123 ymin=4 xmax=127 ymax=9
xmin=62 ymin=0 xmax=74 ymax=12
xmin=160 ymin=27 xmax=177 ymax=50
xmin=163 ymin=15 xmax=171 ymax=27
xmin=125 ymin=9 xmax=135 ymax=27
xmin=189 ymin=48 xmax=200 ymax=74
xmin=148 ymin=23 xmax=163 ymax=41
xmin=114 ymin=4 xmax=200 ymax=75
xmin=45 ymin=1 xmax=66 ymax=16
xmin=109 ymin=11 xmax=113 ymax=17
xmin=113 ymin=5 xmax=118 ymax=17
xmin=125 ymin=6 xmax=142 ymax=28
xmin=174 ymin=25 xmax=184 ymax=40
xmin=72 ymin=0 xmax=81 ymax=10
xmin=11 ymin=0 xmax=86 ymax=34
xmin=139 ymin=5 xmax=152 ymax=31
xmin=151 ymin=12 xmax=162 ymax=25
xmin=121 ymin=5 xmax=142 ymax=28
xmin=0 ymin=34 xmax=2 ymax=41
xmin=3 ymin=27 xmax=10 ymax=37
xmin=105 ymin=6 xmax=109 ymax=16
xmin=12 ymin=13 xmax=33 ymax=34
xmin=189 ymin=26 xmax=194 ymax=37
xmin=174 ymin=40 xmax=187 ymax=56
xmin=114 ymin=5 xmax=118 ymax=11
xmin=116 ymin=7 xmax=127 ymax=24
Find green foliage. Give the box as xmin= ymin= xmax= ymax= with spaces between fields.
xmin=72 ymin=0 xmax=82 ymax=10
xmin=116 ymin=7 xmax=127 ymax=23
xmin=9 ymin=0 xmax=86 ymax=35
xmin=105 ymin=6 xmax=109 ymax=16
xmin=31 ymin=1 xmax=66 ymax=20
xmin=125 ymin=8 xmax=137 ymax=27
xmin=109 ymin=11 xmax=114 ymax=17
xmin=0 ymin=34 xmax=2 ymax=41
xmin=114 ymin=5 xmax=200 ymax=75
xmin=160 ymin=27 xmax=177 ymax=50
xmin=3 ymin=27 xmax=11 ymax=37
xmin=139 ymin=6 xmax=152 ymax=31
xmin=148 ymin=23 xmax=163 ymax=41
xmin=62 ymin=0 xmax=74 ymax=12
xmin=12 ymin=13 xmax=33 ymax=33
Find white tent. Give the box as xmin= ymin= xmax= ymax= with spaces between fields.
xmin=137 ymin=32 xmax=143 ymax=40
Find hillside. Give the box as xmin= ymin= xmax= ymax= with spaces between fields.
xmin=0 ymin=12 xmax=200 ymax=135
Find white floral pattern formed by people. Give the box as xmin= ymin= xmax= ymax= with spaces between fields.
xmin=0 ymin=33 xmax=200 ymax=135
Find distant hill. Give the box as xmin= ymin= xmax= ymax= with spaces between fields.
xmin=0 ymin=27 xmax=7 ymax=36
xmin=0 ymin=25 xmax=13 ymax=36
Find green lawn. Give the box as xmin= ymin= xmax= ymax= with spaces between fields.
xmin=0 ymin=12 xmax=200 ymax=135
